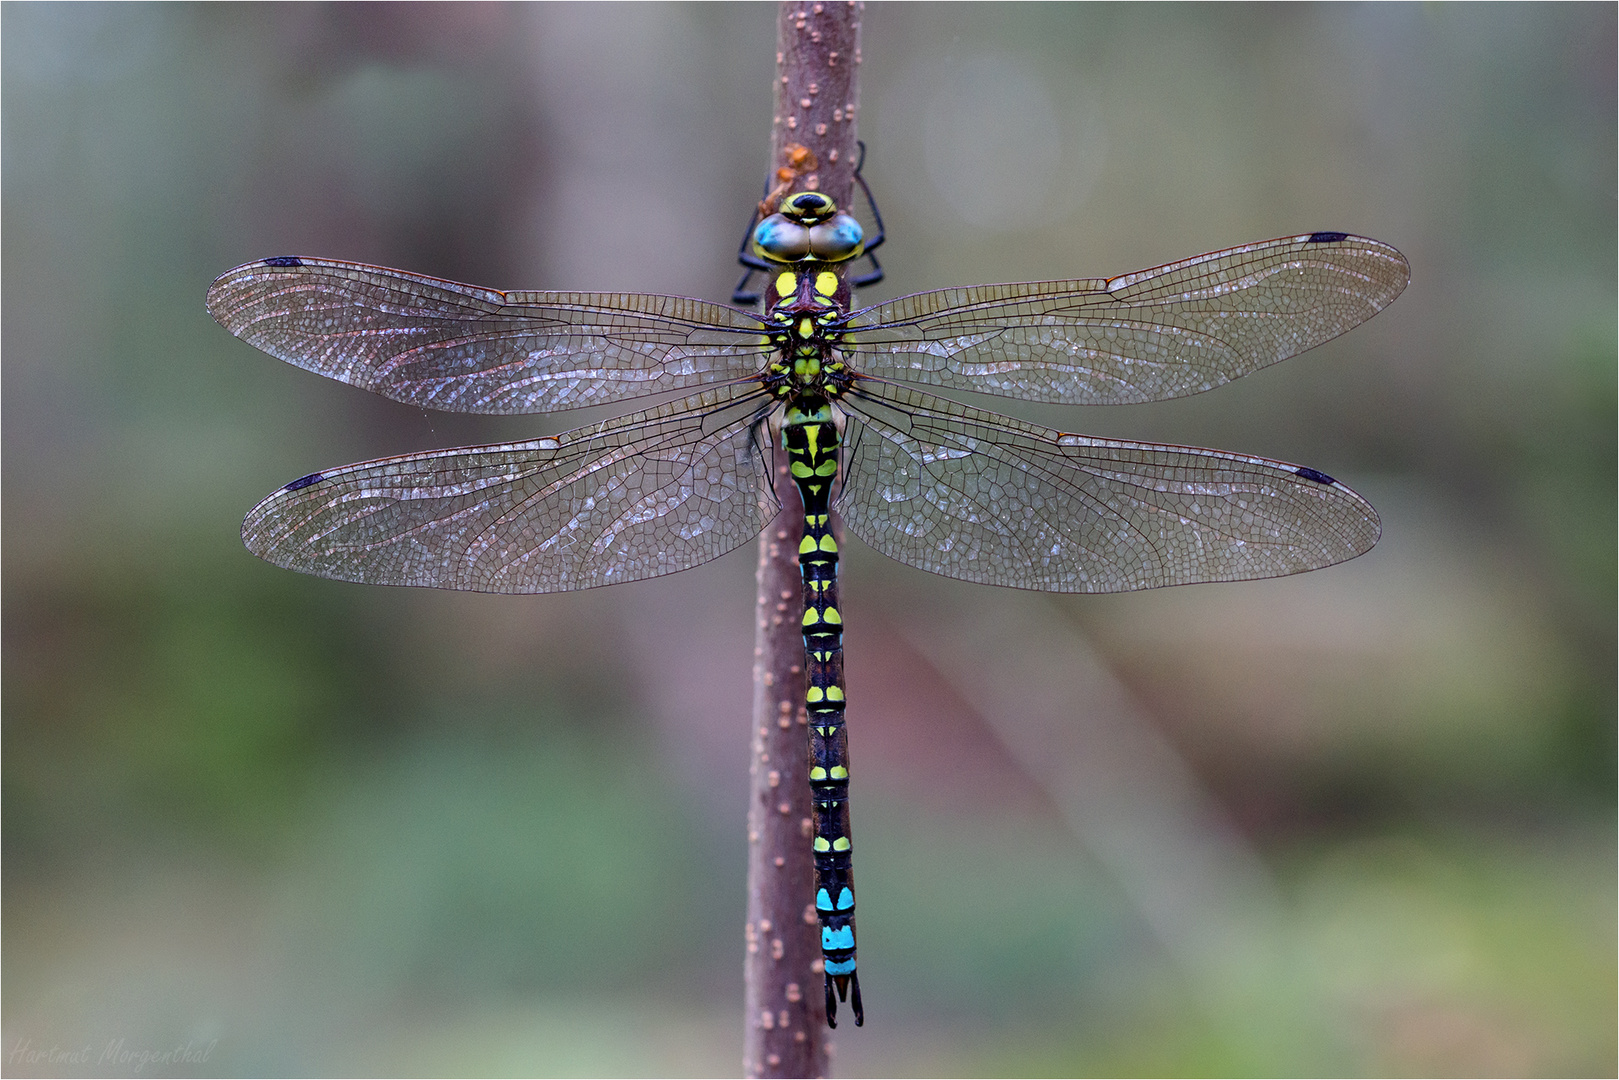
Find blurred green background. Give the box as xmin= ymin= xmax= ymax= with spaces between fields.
xmin=4 ymin=4 xmax=1613 ymax=1076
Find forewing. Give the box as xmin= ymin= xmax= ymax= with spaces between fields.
xmin=836 ymin=382 xmax=1379 ymax=593
xmin=845 ymin=233 xmax=1408 ymax=405
xmin=242 ymin=385 xmax=779 ymax=593
xmin=208 ymin=257 xmax=770 ymax=414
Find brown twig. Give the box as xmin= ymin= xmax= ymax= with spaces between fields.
xmin=743 ymin=4 xmax=862 ymax=1077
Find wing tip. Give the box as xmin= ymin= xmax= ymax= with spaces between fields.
xmin=1300 ymin=230 xmax=1411 ymax=299
xmin=240 ymin=479 xmax=313 ymax=563
xmin=208 ymin=257 xmax=304 ymax=325
xmin=1292 ymin=463 xmax=1382 ymax=552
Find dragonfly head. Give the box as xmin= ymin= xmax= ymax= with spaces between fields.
xmin=752 ymin=192 xmax=866 ymax=266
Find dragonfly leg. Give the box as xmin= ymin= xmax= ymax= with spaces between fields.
xmin=733 ymin=234 xmax=773 ymax=306
xmin=732 ymin=261 xmax=768 ymax=307
xmin=732 ymin=167 xmax=777 ymax=304
xmin=849 ymin=141 xmax=885 ymax=289
xmin=849 ymin=247 xmax=884 ymax=291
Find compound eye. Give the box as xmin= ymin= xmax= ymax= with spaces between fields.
xmin=752 ymin=214 xmax=812 ymax=262
xmin=784 ymin=192 xmax=835 ymax=221
xmin=808 ymin=212 xmax=865 ymax=262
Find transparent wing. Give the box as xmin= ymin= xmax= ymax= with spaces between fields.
xmin=207 ymin=257 xmax=771 ymax=414
xmin=844 ymin=233 xmax=1408 ymax=405
xmin=243 ymin=384 xmax=779 ymax=592
xmin=836 ymin=381 xmax=1379 ymax=593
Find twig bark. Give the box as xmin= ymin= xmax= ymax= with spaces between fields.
xmin=743 ymin=4 xmax=862 ymax=1077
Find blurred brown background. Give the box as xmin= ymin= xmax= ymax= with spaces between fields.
xmin=4 ymin=4 xmax=1613 ymax=1076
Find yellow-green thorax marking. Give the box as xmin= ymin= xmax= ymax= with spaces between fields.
xmin=752 ymin=190 xmax=865 ymax=1028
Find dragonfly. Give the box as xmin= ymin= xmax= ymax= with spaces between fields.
xmin=208 ymin=177 xmax=1407 ymax=1028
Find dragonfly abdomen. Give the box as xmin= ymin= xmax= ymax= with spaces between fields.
xmin=782 ymin=395 xmax=863 ymax=1028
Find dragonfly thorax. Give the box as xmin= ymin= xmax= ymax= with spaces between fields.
xmin=764 ymin=265 xmax=854 ymax=400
